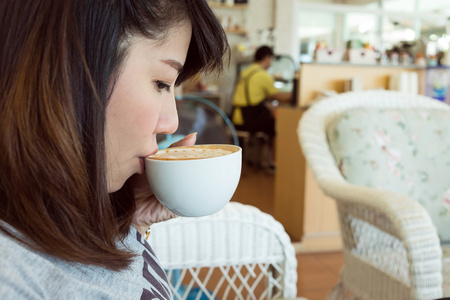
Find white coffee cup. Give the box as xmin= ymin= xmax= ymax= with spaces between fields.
xmin=145 ymin=144 xmax=242 ymax=217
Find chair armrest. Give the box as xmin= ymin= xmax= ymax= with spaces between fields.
xmin=320 ymin=178 xmax=442 ymax=299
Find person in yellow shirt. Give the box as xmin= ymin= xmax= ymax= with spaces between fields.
xmin=232 ymin=46 xmax=292 ymax=137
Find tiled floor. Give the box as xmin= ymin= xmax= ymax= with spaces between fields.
xmin=232 ymin=165 xmax=344 ymax=300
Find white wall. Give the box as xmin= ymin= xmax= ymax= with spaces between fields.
xmin=246 ymin=0 xmax=275 ymax=44
xmin=274 ymin=0 xmax=299 ymax=65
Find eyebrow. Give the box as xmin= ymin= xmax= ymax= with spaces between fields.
xmin=162 ymin=59 xmax=184 ymax=74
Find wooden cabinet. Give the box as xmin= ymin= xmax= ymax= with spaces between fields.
xmin=274 ymin=107 xmax=342 ymax=253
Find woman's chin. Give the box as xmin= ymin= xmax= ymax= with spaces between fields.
xmin=107 ymin=182 xmax=123 ymax=193
xmin=107 ymin=174 xmax=130 ymax=193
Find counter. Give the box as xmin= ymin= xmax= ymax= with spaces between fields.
xmin=274 ymin=106 xmax=341 ymax=252
xmin=297 ymin=62 xmax=426 ymax=107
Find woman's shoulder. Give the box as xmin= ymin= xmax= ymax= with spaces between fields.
xmin=0 ymin=228 xmax=49 ymax=299
xmin=0 ymin=226 xmax=144 ymax=299
xmin=0 ymin=226 xmax=41 ymax=264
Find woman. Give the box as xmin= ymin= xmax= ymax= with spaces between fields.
xmin=0 ymin=0 xmax=228 ymax=299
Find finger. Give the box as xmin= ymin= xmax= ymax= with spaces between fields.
xmin=170 ymin=132 xmax=197 ymax=147
xmin=133 ymin=196 xmax=177 ymax=226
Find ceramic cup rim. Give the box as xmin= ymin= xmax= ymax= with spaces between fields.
xmin=146 ymin=144 xmax=242 ymax=163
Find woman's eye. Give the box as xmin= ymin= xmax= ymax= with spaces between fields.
xmin=156 ymin=81 xmax=171 ymax=93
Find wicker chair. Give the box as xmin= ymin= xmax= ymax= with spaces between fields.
xmin=298 ymin=90 xmax=450 ymax=300
xmin=148 ymin=202 xmax=298 ymax=300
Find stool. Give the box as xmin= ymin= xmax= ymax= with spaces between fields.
xmin=235 ymin=130 xmax=251 ymax=165
xmin=235 ymin=130 xmax=271 ymax=169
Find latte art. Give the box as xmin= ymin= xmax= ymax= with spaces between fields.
xmin=149 ymin=145 xmax=237 ymax=160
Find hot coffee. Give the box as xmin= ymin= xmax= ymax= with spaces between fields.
xmin=148 ymin=144 xmax=239 ymax=161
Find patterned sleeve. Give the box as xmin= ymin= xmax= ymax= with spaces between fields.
xmin=134 ymin=230 xmax=172 ymax=300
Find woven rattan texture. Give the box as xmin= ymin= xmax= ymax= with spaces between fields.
xmin=149 ymin=202 xmax=297 ymax=299
xmin=298 ymin=90 xmax=448 ymax=300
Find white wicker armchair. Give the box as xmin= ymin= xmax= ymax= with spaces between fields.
xmin=148 ymin=202 xmax=298 ymax=300
xmin=298 ymin=90 xmax=450 ymax=300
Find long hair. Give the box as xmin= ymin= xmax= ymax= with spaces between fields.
xmin=0 ymin=0 xmax=229 ymax=271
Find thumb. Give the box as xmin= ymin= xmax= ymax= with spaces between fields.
xmin=170 ymin=132 xmax=197 ymax=147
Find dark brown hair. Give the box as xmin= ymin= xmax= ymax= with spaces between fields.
xmin=0 ymin=0 xmax=229 ymax=270
xmin=254 ymin=45 xmax=274 ymax=62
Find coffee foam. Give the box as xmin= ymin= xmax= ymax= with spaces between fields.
xmin=149 ymin=145 xmax=237 ymax=160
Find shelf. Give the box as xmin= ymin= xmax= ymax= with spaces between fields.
xmin=224 ymin=28 xmax=248 ymax=35
xmin=301 ymin=62 xmax=426 ymax=70
xmin=208 ymin=2 xmax=248 ymax=10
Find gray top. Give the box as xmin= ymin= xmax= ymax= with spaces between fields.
xmin=0 ymin=224 xmax=172 ymax=300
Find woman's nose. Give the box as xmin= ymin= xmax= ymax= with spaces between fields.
xmin=156 ymin=95 xmax=179 ymax=135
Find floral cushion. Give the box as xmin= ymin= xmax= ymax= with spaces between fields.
xmin=326 ymin=107 xmax=450 ymax=241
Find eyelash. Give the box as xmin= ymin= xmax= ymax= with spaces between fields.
xmin=156 ymin=80 xmax=171 ymax=93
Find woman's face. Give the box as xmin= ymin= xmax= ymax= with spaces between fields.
xmin=105 ymin=24 xmax=192 ymax=192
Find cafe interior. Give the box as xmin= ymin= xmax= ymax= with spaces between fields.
xmin=152 ymin=0 xmax=450 ymax=299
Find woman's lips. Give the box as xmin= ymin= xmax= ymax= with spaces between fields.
xmin=139 ymin=149 xmax=159 ymax=173
xmin=145 ymin=149 xmax=159 ymax=158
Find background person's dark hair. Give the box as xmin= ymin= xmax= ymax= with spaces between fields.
xmin=254 ymin=45 xmax=274 ymax=62
xmin=0 ymin=0 xmax=229 ymax=271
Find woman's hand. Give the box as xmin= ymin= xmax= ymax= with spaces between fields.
xmin=130 ymin=133 xmax=197 ymax=237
